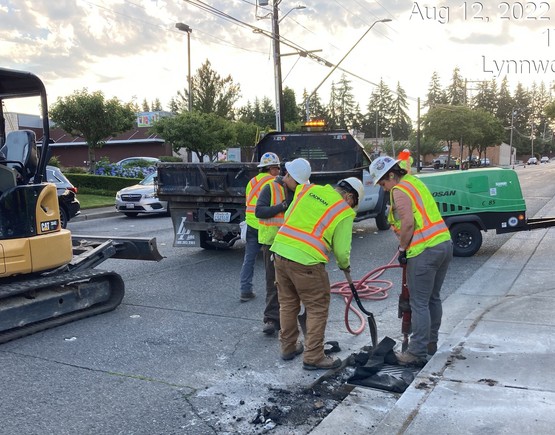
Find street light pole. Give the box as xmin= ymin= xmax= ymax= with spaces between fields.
xmin=175 ymin=22 xmax=193 ymax=112
xmin=305 ymin=18 xmax=391 ymax=121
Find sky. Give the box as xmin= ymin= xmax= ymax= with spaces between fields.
xmin=1 ymin=0 xmax=554 ymax=123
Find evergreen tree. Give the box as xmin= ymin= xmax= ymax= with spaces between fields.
xmin=362 ymin=79 xmax=394 ymax=140
xmin=151 ymin=98 xmax=163 ymax=111
xmin=282 ymin=87 xmax=300 ymax=124
xmin=141 ymin=98 xmax=150 ymax=112
xmin=447 ymin=67 xmax=467 ymax=105
xmin=332 ymin=74 xmax=358 ymax=130
xmin=425 ymin=71 xmax=447 ymax=108
xmin=471 ymin=80 xmax=497 ymax=114
xmin=391 ymin=82 xmax=412 ymax=141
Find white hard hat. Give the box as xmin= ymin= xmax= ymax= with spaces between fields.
xmin=369 ymin=156 xmax=400 ymax=185
xmin=285 ymin=158 xmax=311 ymax=184
xmin=258 ymin=152 xmax=281 ymax=168
xmin=337 ymin=177 xmax=364 ymax=210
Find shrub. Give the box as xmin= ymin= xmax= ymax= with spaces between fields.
xmin=94 ymin=157 xmax=155 ymax=179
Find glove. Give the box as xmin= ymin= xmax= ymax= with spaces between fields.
xmin=397 ymin=248 xmax=407 ymax=265
xmin=281 ymin=201 xmax=288 ymax=211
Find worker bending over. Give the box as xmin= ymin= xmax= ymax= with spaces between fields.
xmin=271 ymin=177 xmax=364 ymax=370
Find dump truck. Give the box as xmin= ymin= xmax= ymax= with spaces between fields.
xmin=156 ymin=123 xmax=390 ymax=249
xmin=0 ymin=67 xmax=162 ymax=343
xmin=416 ymin=168 xmax=555 ymax=257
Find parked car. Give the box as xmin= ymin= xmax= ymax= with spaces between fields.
xmin=480 ymin=157 xmax=491 ymax=166
xmin=433 ymin=155 xmax=457 ymax=169
xmin=527 ymin=157 xmax=538 ymax=165
xmin=116 ymin=157 xmax=160 ymax=167
xmin=540 ymin=156 xmax=549 ymax=163
xmin=115 ymin=171 xmax=168 ymax=217
xmin=46 ymin=165 xmax=81 ymax=228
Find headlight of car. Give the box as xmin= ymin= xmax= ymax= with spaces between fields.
xmin=116 ymin=192 xmax=121 ymax=199
xmin=145 ymin=192 xmax=157 ymax=199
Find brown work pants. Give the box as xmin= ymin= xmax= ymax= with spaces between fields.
xmin=274 ymin=256 xmax=330 ymax=365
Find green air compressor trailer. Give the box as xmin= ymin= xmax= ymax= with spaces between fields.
xmin=416 ymin=168 xmax=555 ymax=257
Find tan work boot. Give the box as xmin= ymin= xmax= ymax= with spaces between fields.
xmin=427 ymin=342 xmax=437 ymax=356
xmin=395 ymin=351 xmax=427 ymax=367
xmin=303 ymin=355 xmax=341 ymax=371
xmin=281 ymin=342 xmax=304 ymax=361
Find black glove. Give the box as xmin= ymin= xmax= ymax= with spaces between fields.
xmin=398 ymin=248 xmax=407 ymax=265
xmin=281 ymin=200 xmax=288 ymax=211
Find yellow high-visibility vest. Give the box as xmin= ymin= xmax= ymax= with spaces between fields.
xmin=258 ymin=180 xmax=286 ymax=245
xmin=245 ymin=173 xmax=274 ymax=229
xmin=388 ymin=174 xmax=451 ymax=258
xmin=273 ymin=184 xmax=355 ymax=263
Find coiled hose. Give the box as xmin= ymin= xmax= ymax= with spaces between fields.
xmin=331 ymin=252 xmax=402 ymax=335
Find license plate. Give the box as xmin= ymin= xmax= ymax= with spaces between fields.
xmin=213 ymin=212 xmax=231 ymax=223
xmin=126 ymin=203 xmax=135 ymax=209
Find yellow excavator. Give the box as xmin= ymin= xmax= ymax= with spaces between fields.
xmin=0 ymin=67 xmax=162 ymax=343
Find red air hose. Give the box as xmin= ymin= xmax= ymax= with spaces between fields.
xmin=331 ymin=253 xmax=402 ymax=335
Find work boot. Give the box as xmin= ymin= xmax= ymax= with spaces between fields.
xmin=395 ymin=351 xmax=427 ymax=367
xmin=303 ymin=355 xmax=342 ymax=371
xmin=281 ymin=342 xmax=304 ymax=361
xmin=240 ymin=292 xmax=256 ymax=302
xmin=427 ymin=342 xmax=438 ymax=356
xmin=262 ymin=321 xmax=276 ymax=335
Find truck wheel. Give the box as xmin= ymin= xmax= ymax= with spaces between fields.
xmin=375 ymin=196 xmax=390 ymax=231
xmin=450 ymin=222 xmax=482 ymax=257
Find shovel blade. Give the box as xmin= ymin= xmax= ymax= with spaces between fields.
xmin=368 ymin=313 xmax=378 ymax=349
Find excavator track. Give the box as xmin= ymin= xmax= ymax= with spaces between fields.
xmin=0 ymin=269 xmax=124 ymax=344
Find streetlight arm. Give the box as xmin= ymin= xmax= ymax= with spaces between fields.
xmin=305 ymin=18 xmax=391 ymax=120
xmin=307 ymin=18 xmax=391 ymax=103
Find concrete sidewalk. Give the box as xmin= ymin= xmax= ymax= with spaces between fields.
xmin=312 ymin=197 xmax=555 ymax=434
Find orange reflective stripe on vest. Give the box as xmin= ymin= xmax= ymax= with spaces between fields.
xmin=277 ymin=184 xmax=353 ymax=260
xmin=245 ymin=173 xmax=274 ymax=228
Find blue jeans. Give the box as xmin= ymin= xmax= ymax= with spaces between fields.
xmin=240 ymin=225 xmax=262 ymax=295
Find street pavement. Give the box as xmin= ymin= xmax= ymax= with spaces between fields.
xmin=74 ymin=196 xmax=555 ymax=434
xmin=310 ymin=190 xmax=555 ymax=433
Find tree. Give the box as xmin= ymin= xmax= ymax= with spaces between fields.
xmin=447 ymin=67 xmax=467 ymax=105
xmin=362 ymin=79 xmax=394 ymax=140
xmin=175 ymin=60 xmax=241 ymax=119
xmin=425 ymin=71 xmax=447 ymax=108
xmin=151 ymin=111 xmax=236 ymax=162
xmin=282 ymin=87 xmax=300 ymax=125
xmin=421 ymin=105 xmax=474 ymax=164
xmin=469 ymin=109 xmax=505 ymax=158
xmin=391 ymin=82 xmax=412 ymax=141
xmin=471 ymin=80 xmax=498 ymax=114
xmin=141 ymin=98 xmax=150 ymax=112
xmin=151 ymin=98 xmax=163 ymax=111
xmin=50 ymin=89 xmax=135 ymax=171
xmin=330 ymin=74 xmax=358 ymax=130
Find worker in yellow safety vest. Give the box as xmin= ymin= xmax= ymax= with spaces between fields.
xmin=397 ymin=148 xmax=413 ymax=174
xmin=370 ymin=156 xmax=453 ymax=367
xmin=270 ymin=177 xmax=364 ymax=370
xmin=255 ymin=158 xmax=312 ymax=335
xmin=239 ymin=152 xmax=281 ymax=302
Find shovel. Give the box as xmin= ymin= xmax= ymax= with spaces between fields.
xmin=344 ymin=270 xmax=378 ymax=349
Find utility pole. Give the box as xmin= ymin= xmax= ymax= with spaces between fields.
xmin=271 ymin=1 xmax=284 ymax=132
xmin=416 ymin=97 xmax=421 ymax=172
